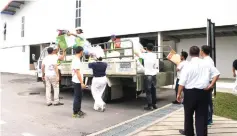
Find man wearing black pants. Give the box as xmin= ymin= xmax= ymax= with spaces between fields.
xmin=71 ymin=46 xmax=86 ymax=118
xmin=136 ymin=43 xmax=159 ymax=110
xmin=200 ymin=45 xmax=216 ymax=125
xmin=177 ymin=46 xmax=220 ymax=136
xmin=172 ymin=51 xmax=188 ymax=104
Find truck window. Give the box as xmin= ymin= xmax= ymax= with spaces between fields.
xmin=40 ymin=49 xmax=48 ymax=60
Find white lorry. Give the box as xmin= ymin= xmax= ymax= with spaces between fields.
xmin=34 ymin=38 xmax=175 ymax=102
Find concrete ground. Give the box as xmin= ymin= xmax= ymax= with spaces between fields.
xmin=0 ymin=73 xmax=175 ymax=136
xmin=132 ymin=108 xmax=237 ymax=136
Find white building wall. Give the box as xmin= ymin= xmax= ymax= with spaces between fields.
xmin=0 ymin=0 xmax=75 ymax=73
xmin=0 ymin=46 xmax=30 ymax=73
xmin=176 ymin=36 xmax=237 ymax=79
xmin=82 ymin=0 xmax=237 ymax=38
xmin=1 ymin=0 xmax=75 ymax=47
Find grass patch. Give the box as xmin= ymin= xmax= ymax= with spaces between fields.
xmin=214 ymin=92 xmax=237 ymax=120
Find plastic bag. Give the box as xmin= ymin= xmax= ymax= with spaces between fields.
xmin=136 ymin=57 xmax=144 ymax=73
xmin=56 ymin=35 xmax=67 ymax=50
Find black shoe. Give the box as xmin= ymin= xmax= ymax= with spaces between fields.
xmin=179 ymin=129 xmax=185 ymax=135
xmin=152 ymin=104 xmax=158 ymax=109
xmin=144 ymin=106 xmax=153 ymax=111
xmin=47 ymin=103 xmax=52 ymax=106
xmin=53 ymin=102 xmax=64 ymax=106
xmin=172 ymin=100 xmax=180 ymax=104
xmin=78 ymin=111 xmax=86 ymax=116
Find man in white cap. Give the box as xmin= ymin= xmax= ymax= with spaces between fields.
xmin=68 ymin=27 xmax=85 ymax=42
xmin=88 ymin=53 xmax=108 ymax=112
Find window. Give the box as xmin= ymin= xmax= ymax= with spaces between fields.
xmin=21 ymin=16 xmax=25 ymax=37
xmin=3 ymin=23 xmax=6 ymax=41
xmin=75 ymin=0 xmax=81 ymax=28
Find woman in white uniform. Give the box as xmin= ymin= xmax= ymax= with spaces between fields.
xmin=88 ymin=55 xmax=108 ymax=112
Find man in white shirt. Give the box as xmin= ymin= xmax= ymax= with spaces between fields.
xmin=71 ymin=46 xmax=86 ymax=118
xmin=233 ymin=59 xmax=237 ymax=93
xmin=136 ymin=43 xmax=159 ymax=110
xmin=42 ymin=47 xmax=63 ymax=106
xmin=177 ymin=46 xmax=220 ymax=136
xmin=68 ymin=28 xmax=84 ymax=41
xmin=200 ymin=45 xmax=215 ymax=126
xmin=172 ymin=51 xmax=188 ymax=104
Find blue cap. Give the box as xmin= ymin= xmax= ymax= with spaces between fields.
xmin=111 ymin=35 xmax=116 ymax=38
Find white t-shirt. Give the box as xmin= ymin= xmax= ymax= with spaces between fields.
xmin=177 ymin=60 xmax=188 ymax=79
xmin=42 ymin=55 xmax=58 ymax=77
xmin=140 ymin=52 xmax=159 ymax=76
xmin=203 ymin=56 xmax=215 ymax=81
xmin=71 ymin=56 xmax=83 ymax=83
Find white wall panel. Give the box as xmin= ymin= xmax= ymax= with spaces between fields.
xmin=82 ymin=0 xmax=237 ymax=38
xmin=176 ymin=36 xmax=237 ymax=79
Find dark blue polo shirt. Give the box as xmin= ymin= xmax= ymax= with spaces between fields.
xmin=88 ymin=62 xmax=107 ymax=77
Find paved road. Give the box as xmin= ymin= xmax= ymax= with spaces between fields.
xmin=0 ymin=73 xmax=175 ymax=136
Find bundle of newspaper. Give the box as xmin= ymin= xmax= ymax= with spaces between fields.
xmin=166 ymin=49 xmax=181 ymax=65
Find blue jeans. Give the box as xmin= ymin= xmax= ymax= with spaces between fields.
xmin=208 ymin=89 xmax=213 ymax=123
xmin=144 ymin=75 xmax=157 ymax=106
xmin=73 ymin=83 xmax=83 ymax=114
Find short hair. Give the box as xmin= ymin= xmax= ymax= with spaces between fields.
xmin=97 ymin=57 xmax=103 ymax=61
xmin=73 ymin=46 xmax=84 ymax=54
xmin=47 ymin=47 xmax=54 ymax=54
xmin=233 ymin=59 xmax=237 ymax=70
xmin=181 ymin=51 xmax=188 ymax=60
xmin=146 ymin=43 xmax=154 ymax=51
xmin=189 ymin=46 xmax=200 ymax=57
xmin=201 ymin=45 xmax=211 ymax=55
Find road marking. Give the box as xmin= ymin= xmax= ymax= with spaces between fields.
xmin=22 ymin=133 xmax=36 ymax=136
xmin=0 ymin=120 xmax=6 ymax=125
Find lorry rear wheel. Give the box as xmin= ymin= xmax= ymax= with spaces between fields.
xmin=102 ymin=84 xmax=111 ymax=103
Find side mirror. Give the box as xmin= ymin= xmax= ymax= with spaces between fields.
xmin=32 ymin=54 xmax=36 ymax=61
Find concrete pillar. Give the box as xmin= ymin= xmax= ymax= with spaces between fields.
xmin=157 ymin=32 xmax=163 ymax=59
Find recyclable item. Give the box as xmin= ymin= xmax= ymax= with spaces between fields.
xmin=56 ymin=35 xmax=67 ymax=50
xmin=166 ymin=49 xmax=181 ymax=65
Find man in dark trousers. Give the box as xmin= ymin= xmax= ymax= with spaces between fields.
xmin=177 ymin=46 xmax=220 ymax=136
xmin=135 ymin=43 xmax=159 ymax=110
xmin=200 ymin=45 xmax=216 ymax=125
xmin=172 ymin=51 xmax=188 ymax=104
xmin=71 ymin=46 xmax=86 ymax=118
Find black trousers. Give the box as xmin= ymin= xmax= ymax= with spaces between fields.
xmin=144 ymin=75 xmax=157 ymax=106
xmin=175 ymin=78 xmax=180 ymax=98
xmin=183 ymin=89 xmax=209 ymax=136
xmin=73 ymin=83 xmax=83 ymax=114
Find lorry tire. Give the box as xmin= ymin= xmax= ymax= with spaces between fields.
xmin=102 ymin=84 xmax=111 ymax=103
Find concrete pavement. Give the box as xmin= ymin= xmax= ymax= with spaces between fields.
xmin=0 ymin=73 xmax=176 ymax=136
xmin=131 ymin=108 xmax=237 ymax=136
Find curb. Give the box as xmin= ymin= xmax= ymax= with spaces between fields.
xmin=126 ymin=107 xmax=183 ymax=136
